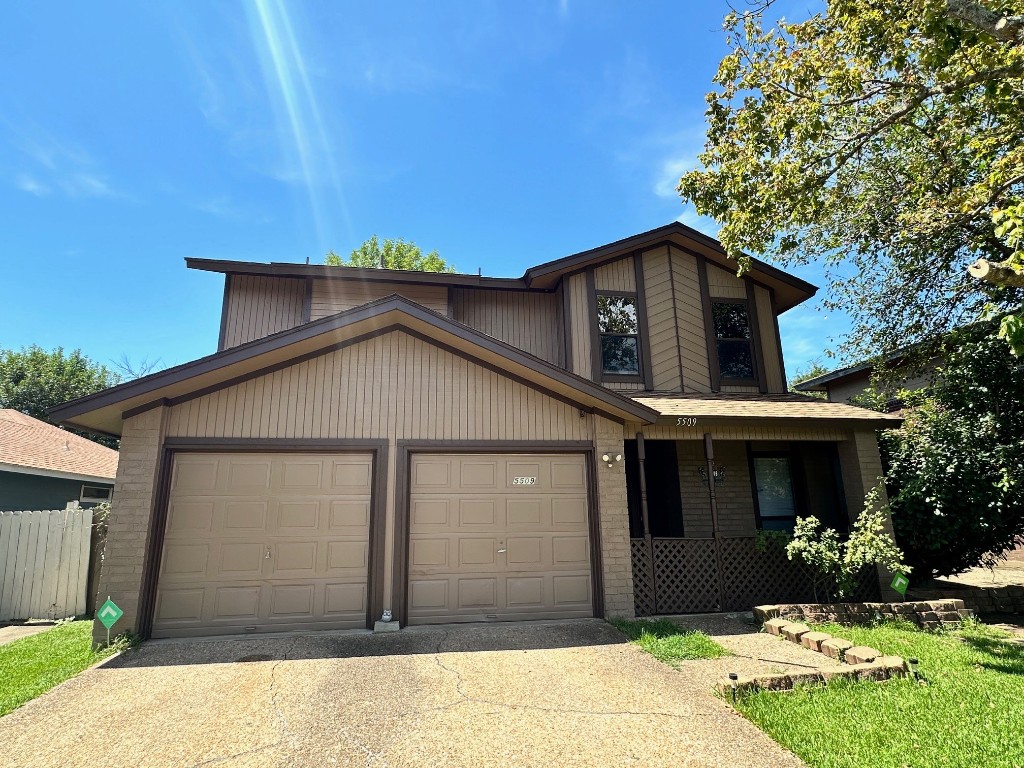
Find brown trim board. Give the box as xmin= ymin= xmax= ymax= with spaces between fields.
xmin=632 ymin=250 xmax=654 ymax=389
xmin=666 ymin=245 xmax=687 ymax=390
xmin=770 ymin=287 xmax=788 ymax=391
xmin=744 ymin=278 xmax=768 ymax=393
xmin=217 ymin=274 xmax=232 ymax=352
xmin=390 ymin=440 xmax=602 ymax=627
xmin=138 ymin=439 xmax=389 ymax=639
xmin=696 ymin=254 xmax=721 ymax=391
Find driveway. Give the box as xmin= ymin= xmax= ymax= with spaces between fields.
xmin=0 ymin=619 xmax=804 ymax=768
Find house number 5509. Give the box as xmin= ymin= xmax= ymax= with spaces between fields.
xmin=512 ymin=477 xmax=537 ymax=485
xmin=676 ymin=417 xmax=697 ymax=427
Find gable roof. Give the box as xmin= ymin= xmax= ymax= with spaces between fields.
xmin=186 ymin=223 xmax=818 ymax=312
xmin=0 ymin=409 xmax=118 ymax=483
xmin=49 ymin=296 xmax=660 ymax=436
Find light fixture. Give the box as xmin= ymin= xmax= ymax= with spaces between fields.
xmin=728 ymin=672 xmax=739 ymax=702
xmin=698 ymin=464 xmax=727 ymax=485
xmin=908 ymin=657 xmax=919 ymax=681
xmin=602 ymin=453 xmax=623 ymax=468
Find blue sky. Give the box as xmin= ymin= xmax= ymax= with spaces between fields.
xmin=1 ymin=0 xmax=846 ymax=379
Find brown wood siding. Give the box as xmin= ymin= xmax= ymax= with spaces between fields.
xmin=450 ymin=288 xmax=562 ymax=365
xmin=705 ymin=264 xmax=747 ymax=298
xmin=221 ymin=276 xmax=306 ymax=350
xmin=755 ymin=285 xmax=786 ymax=392
xmin=627 ymin=423 xmax=849 ymax=442
xmin=669 ymin=247 xmax=712 ymax=393
xmin=166 ymin=331 xmax=593 ymax=443
xmin=309 ymin=279 xmax=448 ymax=319
xmin=593 ymin=256 xmax=636 ymax=292
xmin=640 ymin=246 xmax=682 ymax=392
xmin=567 ymin=272 xmax=592 ymax=378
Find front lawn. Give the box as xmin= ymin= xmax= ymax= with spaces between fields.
xmin=0 ymin=620 xmax=128 ymax=717
xmin=736 ymin=621 xmax=1024 ymax=768
xmin=611 ymin=618 xmax=730 ymax=666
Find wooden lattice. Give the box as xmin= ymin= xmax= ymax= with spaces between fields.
xmin=718 ymin=537 xmax=814 ymax=611
xmin=652 ymin=538 xmax=719 ymax=614
xmin=630 ymin=539 xmax=657 ymax=617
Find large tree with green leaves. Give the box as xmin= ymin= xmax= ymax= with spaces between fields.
xmin=0 ymin=346 xmax=120 ymax=447
xmin=678 ymin=0 xmax=1024 ymax=359
xmin=325 ymin=235 xmax=454 ymax=272
xmin=878 ymin=324 xmax=1024 ymax=577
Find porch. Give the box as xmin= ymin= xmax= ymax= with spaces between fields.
xmin=624 ymin=434 xmax=879 ymax=615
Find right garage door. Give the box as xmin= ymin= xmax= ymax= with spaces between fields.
xmin=407 ymin=453 xmax=594 ymax=625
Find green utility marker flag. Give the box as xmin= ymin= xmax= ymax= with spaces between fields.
xmin=98 ymin=597 xmax=123 ymax=647
xmin=890 ymin=573 xmax=910 ymax=596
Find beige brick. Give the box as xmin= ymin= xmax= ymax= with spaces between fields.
xmin=781 ymin=623 xmax=811 ymax=643
xmin=820 ymin=637 xmax=853 ymax=660
xmin=845 ymin=645 xmax=881 ymax=665
xmin=801 ymin=631 xmax=832 ymax=652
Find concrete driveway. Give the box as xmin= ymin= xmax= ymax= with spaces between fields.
xmin=0 ymin=620 xmax=804 ymax=768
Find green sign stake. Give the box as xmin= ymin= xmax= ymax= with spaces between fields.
xmin=890 ymin=573 xmax=910 ymax=597
xmin=98 ymin=597 xmax=123 ymax=646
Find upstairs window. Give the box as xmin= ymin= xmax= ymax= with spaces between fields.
xmin=597 ymin=294 xmax=640 ymax=376
xmin=712 ymin=301 xmax=756 ymax=381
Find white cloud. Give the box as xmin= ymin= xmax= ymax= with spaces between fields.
xmin=654 ymin=154 xmax=698 ymax=199
xmin=15 ymin=174 xmax=50 ymax=196
xmin=5 ymin=122 xmax=120 ymax=200
xmin=60 ymin=173 xmax=114 ymax=198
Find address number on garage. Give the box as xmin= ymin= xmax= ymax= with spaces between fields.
xmin=512 ymin=477 xmax=537 ymax=485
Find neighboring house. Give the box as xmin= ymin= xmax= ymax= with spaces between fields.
xmin=793 ymin=353 xmax=935 ymax=409
xmin=0 ymin=409 xmax=117 ymax=511
xmin=50 ymin=222 xmax=900 ymax=642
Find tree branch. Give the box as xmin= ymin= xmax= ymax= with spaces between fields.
xmin=968 ymin=258 xmax=1024 ymax=287
xmin=946 ymin=0 xmax=1024 ymax=44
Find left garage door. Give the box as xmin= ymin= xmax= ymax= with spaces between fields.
xmin=152 ymin=452 xmax=373 ymax=639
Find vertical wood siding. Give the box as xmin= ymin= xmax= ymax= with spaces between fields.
xmin=705 ymin=264 xmax=747 ymax=298
xmin=755 ymin=285 xmax=786 ymax=392
xmin=450 ymin=289 xmax=563 ymax=364
xmin=627 ymin=422 xmax=849 ymax=442
xmin=567 ymin=272 xmax=592 ymax=378
xmin=309 ymin=279 xmax=448 ymax=319
xmin=669 ymin=247 xmax=713 ymax=392
xmin=166 ymin=331 xmax=593 ymax=442
xmin=593 ymin=256 xmax=636 ymax=292
xmin=640 ymin=247 xmax=682 ymax=391
xmin=0 ymin=507 xmax=92 ymax=621
xmin=221 ymin=276 xmax=306 ymax=349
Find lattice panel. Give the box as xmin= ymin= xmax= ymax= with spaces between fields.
xmin=652 ymin=538 xmax=719 ymax=614
xmin=630 ymin=539 xmax=657 ymax=617
xmin=718 ymin=537 xmax=815 ymax=611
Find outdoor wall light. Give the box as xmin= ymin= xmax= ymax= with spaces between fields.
xmin=698 ymin=464 xmax=727 ymax=485
xmin=728 ymin=672 xmax=739 ymax=702
xmin=602 ymin=453 xmax=622 ymax=468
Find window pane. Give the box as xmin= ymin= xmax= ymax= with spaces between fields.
xmin=712 ymin=302 xmax=750 ymax=339
xmin=761 ymin=517 xmax=795 ymax=533
xmin=601 ymin=335 xmax=639 ymax=374
xmin=597 ymin=295 xmax=638 ymax=334
xmin=717 ymin=340 xmax=754 ymax=378
xmin=754 ymin=457 xmax=796 ymax=518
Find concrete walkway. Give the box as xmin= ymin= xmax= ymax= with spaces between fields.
xmin=0 ymin=619 xmax=805 ymax=768
xmin=0 ymin=623 xmax=53 ymax=646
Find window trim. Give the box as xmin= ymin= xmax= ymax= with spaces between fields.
xmin=587 ymin=267 xmax=649 ymax=386
xmin=597 ymin=293 xmax=642 ymax=377
xmin=710 ymin=297 xmax=760 ymax=386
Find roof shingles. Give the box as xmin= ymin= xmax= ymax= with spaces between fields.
xmin=631 ymin=393 xmax=902 ymax=424
xmin=0 ymin=410 xmax=118 ymax=480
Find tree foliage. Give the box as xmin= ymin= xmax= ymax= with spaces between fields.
xmin=678 ymin=0 xmax=1024 ymax=359
xmin=880 ymin=324 xmax=1024 ymax=577
xmin=0 ymin=346 xmax=120 ymax=447
xmin=789 ymin=362 xmax=831 ymax=398
xmin=325 ymin=235 xmax=454 ymax=272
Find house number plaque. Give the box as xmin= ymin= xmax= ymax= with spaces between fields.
xmin=676 ymin=417 xmax=698 ymax=427
xmin=512 ymin=477 xmax=538 ymax=485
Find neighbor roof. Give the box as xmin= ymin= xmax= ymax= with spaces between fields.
xmin=186 ymin=223 xmax=818 ymax=313
xmin=632 ymin=393 xmax=902 ymax=427
xmin=0 ymin=409 xmax=118 ymax=483
xmin=49 ymin=295 xmax=661 ymax=436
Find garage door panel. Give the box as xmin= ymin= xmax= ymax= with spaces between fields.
xmin=408 ymin=453 xmax=593 ymax=625
xmin=153 ymin=452 xmax=373 ymax=638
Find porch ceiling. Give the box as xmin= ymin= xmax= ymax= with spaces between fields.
xmin=632 ymin=393 xmax=903 ymax=427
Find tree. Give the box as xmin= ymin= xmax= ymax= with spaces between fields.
xmin=677 ymin=1 xmax=1024 ymax=360
xmin=0 ymin=346 xmax=120 ymax=447
xmin=879 ymin=324 xmax=1024 ymax=577
xmin=789 ymin=362 xmax=831 ymax=398
xmin=325 ymin=236 xmax=454 ymax=272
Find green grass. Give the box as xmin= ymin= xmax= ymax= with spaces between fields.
xmin=611 ymin=618 xmax=730 ymax=666
xmin=0 ymin=620 xmax=129 ymax=717
xmin=735 ymin=621 xmax=1024 ymax=768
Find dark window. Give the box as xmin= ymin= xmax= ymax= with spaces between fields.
xmin=751 ymin=455 xmax=797 ymax=532
xmin=624 ymin=440 xmax=684 ymax=537
xmin=712 ymin=301 xmax=755 ymax=380
xmin=80 ymin=485 xmax=112 ymax=503
xmin=597 ymin=294 xmax=640 ymax=375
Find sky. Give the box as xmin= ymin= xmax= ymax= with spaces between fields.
xmin=1 ymin=0 xmax=846 ymax=379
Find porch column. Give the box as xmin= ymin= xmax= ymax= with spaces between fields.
xmin=636 ymin=432 xmax=651 ymax=538
xmin=703 ymin=433 xmax=726 ymax=611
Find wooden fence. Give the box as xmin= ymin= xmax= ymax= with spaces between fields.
xmin=0 ymin=506 xmax=94 ymax=622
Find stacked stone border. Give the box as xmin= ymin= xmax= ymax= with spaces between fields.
xmin=908 ymin=584 xmax=1024 ymax=615
xmin=715 ymin=599 xmax=971 ymax=697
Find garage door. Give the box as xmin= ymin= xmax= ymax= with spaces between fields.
xmin=152 ymin=452 xmax=373 ymax=638
xmin=407 ymin=453 xmax=593 ymax=624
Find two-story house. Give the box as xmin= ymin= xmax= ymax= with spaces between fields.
xmin=51 ymin=223 xmax=900 ymax=642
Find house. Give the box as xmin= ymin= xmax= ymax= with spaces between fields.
xmin=49 ymin=223 xmax=901 ymax=642
xmin=793 ymin=352 xmax=935 ymax=409
xmin=0 ymin=409 xmax=117 ymax=511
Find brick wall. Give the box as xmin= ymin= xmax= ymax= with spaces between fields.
xmin=92 ymin=406 xmax=167 ymax=644
xmin=596 ymin=417 xmax=634 ymax=618
xmin=676 ymin=440 xmax=756 ymax=538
